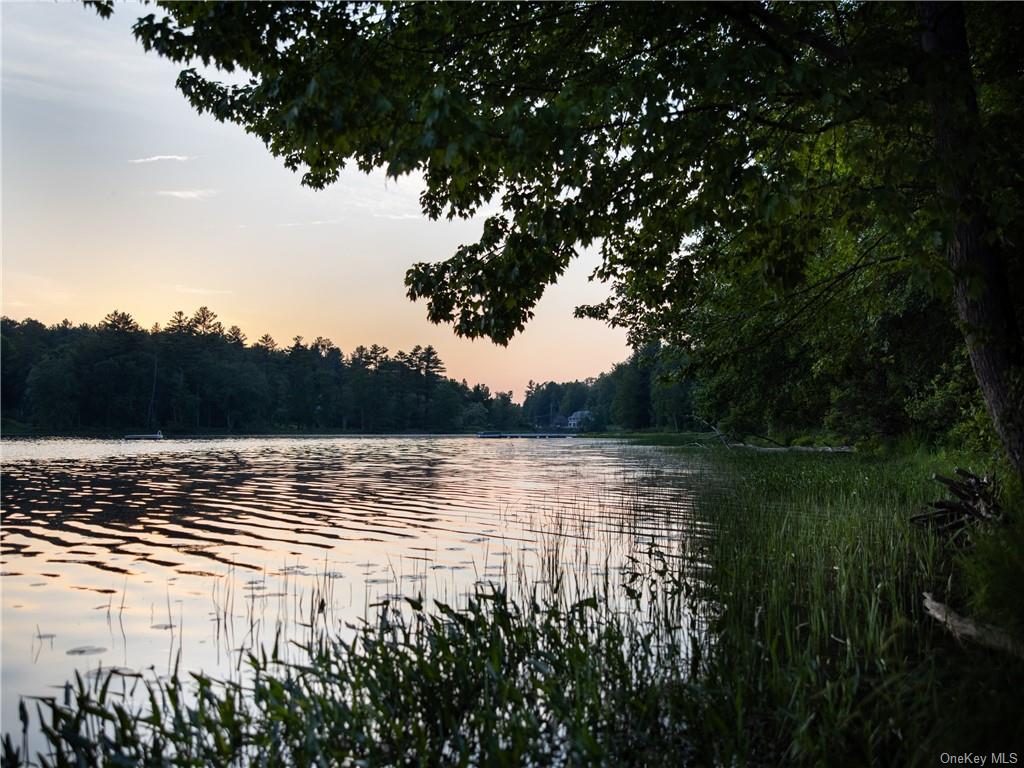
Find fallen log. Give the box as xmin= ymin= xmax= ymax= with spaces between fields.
xmin=923 ymin=592 xmax=1023 ymax=659
xmin=686 ymin=416 xmax=853 ymax=452
xmin=730 ymin=443 xmax=854 ymax=453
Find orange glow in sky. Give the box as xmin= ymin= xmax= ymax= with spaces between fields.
xmin=1 ymin=3 xmax=628 ymax=400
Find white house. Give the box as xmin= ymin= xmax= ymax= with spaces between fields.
xmin=567 ymin=410 xmax=594 ymax=430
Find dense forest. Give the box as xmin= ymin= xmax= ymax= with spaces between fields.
xmin=0 ymin=308 xmax=524 ymax=434
xmin=3 ymin=291 xmax=992 ymax=449
xmin=0 ymin=306 xmax=703 ymax=436
xmin=528 ymin=290 xmax=996 ymax=454
xmin=524 ymin=274 xmax=991 ymax=450
xmin=521 ymin=346 xmax=694 ymax=434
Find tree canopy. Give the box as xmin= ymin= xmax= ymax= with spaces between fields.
xmin=1 ymin=309 xmax=524 ymax=434
xmin=6 ymin=305 xmax=987 ymax=452
xmin=90 ymin=1 xmax=1024 ymax=476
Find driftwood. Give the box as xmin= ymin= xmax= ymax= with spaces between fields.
xmin=686 ymin=417 xmax=853 ymax=452
xmin=911 ymin=468 xmax=1002 ymax=546
xmin=916 ymin=472 xmax=1021 ymax=659
xmin=687 ymin=416 xmax=735 ymax=448
xmin=923 ymin=592 xmax=1023 ymax=659
xmin=732 ymin=444 xmax=854 ymax=453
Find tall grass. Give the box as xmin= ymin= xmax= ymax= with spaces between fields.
xmin=692 ymin=448 xmax=1023 ymax=763
xmin=698 ymin=451 xmax=945 ymax=763
xmin=5 ymin=447 xmax=1022 ymax=766
xmin=5 ymin=585 xmax=704 ymax=766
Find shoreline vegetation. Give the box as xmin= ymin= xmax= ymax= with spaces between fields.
xmin=5 ymin=2 xmax=1023 ymax=763
xmin=6 ymin=437 xmax=1022 ymax=766
xmin=1 ymin=309 xmax=997 ymax=461
xmin=0 ymin=424 xmax=590 ymax=440
xmin=1 ymin=310 xmax=695 ymax=440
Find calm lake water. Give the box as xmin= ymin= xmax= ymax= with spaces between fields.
xmin=1 ymin=436 xmax=707 ymax=738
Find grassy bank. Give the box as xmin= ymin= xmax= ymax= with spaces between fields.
xmin=687 ymin=447 xmax=1023 ymax=762
xmin=6 ymin=446 xmax=1022 ymax=766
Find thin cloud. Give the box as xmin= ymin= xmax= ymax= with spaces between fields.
xmin=157 ymin=189 xmax=218 ymax=200
xmin=372 ymin=211 xmax=423 ymax=221
xmin=173 ymin=284 xmax=233 ymax=296
xmin=277 ymin=218 xmax=347 ymax=228
xmin=131 ymin=154 xmax=193 ymax=164
xmin=2 ymin=272 xmax=74 ymax=305
xmin=276 ymin=211 xmax=423 ymax=226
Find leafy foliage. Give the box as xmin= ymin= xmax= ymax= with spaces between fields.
xmin=522 ymin=344 xmax=695 ymax=433
xmin=523 ymin=332 xmax=987 ymax=449
xmin=114 ymin=3 xmax=1023 ymax=347
xmin=91 ymin=2 xmax=1024 ymax=468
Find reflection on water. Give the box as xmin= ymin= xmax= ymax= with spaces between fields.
xmin=1 ymin=436 xmax=707 ymax=736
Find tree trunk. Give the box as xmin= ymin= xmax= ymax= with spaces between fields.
xmin=918 ymin=1 xmax=1024 ymax=483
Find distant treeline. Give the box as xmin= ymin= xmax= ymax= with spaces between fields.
xmin=523 ymin=284 xmax=995 ymax=450
xmin=522 ymin=345 xmax=694 ymax=433
xmin=1 ymin=293 xmax=992 ymax=446
xmin=1 ymin=309 xmax=524 ymax=434
xmin=1 ymin=308 xmax=701 ymax=437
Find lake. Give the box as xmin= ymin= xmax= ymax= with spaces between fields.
xmin=0 ymin=436 xmax=707 ymax=740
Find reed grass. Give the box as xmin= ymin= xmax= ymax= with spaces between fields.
xmin=5 ymin=446 xmax=1022 ymax=766
xmin=688 ymin=447 xmax=1023 ymax=763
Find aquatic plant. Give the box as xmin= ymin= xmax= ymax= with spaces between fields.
xmin=6 ymin=448 xmax=1022 ymax=767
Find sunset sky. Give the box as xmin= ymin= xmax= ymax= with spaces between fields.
xmin=1 ymin=3 xmax=628 ymax=400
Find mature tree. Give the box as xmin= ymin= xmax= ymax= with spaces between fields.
xmin=254 ymin=333 xmax=277 ymax=352
xmin=430 ymin=379 xmax=464 ymax=431
xmin=190 ymin=306 xmax=224 ymax=337
xmin=166 ymin=310 xmax=192 ymax=335
xmin=225 ymin=325 xmax=247 ymax=347
xmin=310 ymin=336 xmax=333 ymax=357
xmin=650 ymin=354 xmax=695 ymax=433
xmin=519 ymin=379 xmax=593 ymax=428
xmin=92 ymin=2 xmax=1024 ymax=476
xmin=414 ymin=345 xmax=446 ymax=381
xmin=611 ymin=360 xmax=652 ymax=431
xmin=100 ymin=310 xmax=140 ymax=334
xmin=2 ymin=318 xmax=49 ymax=416
xmin=559 ymin=382 xmax=589 ymax=418
xmin=488 ymin=391 xmax=520 ymax=431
